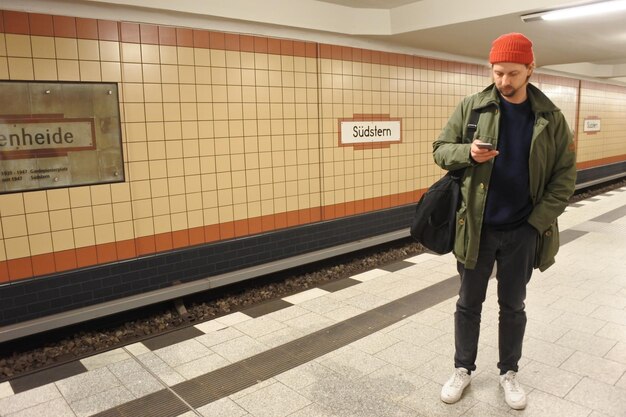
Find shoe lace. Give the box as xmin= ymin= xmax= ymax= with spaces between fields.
xmin=451 ymin=369 xmax=468 ymax=388
xmin=502 ymin=372 xmax=521 ymax=393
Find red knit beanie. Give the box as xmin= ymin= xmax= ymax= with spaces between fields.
xmin=489 ymin=33 xmax=534 ymax=64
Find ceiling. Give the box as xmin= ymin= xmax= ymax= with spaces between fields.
xmin=10 ymin=0 xmax=626 ymax=84
xmin=317 ymin=0 xmax=626 ymax=84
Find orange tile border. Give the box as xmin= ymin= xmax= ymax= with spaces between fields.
xmin=204 ymin=224 xmax=221 ymax=243
xmin=54 ymin=249 xmax=77 ymax=272
xmin=219 ymin=222 xmax=235 ymax=240
xmin=98 ymin=19 xmax=119 ymax=41
xmin=577 ymin=155 xmax=626 ymax=170
xmin=176 ymin=27 xmax=193 ymax=47
xmin=76 ymin=17 xmax=98 ymax=39
xmin=97 ymin=242 xmax=118 ymax=263
xmin=120 ymin=22 xmax=140 ymax=43
xmin=31 ymin=253 xmax=56 ymax=276
xmin=53 ymin=15 xmax=76 ymax=38
xmin=233 ymin=219 xmax=249 ymax=237
xmin=116 ymin=240 xmax=137 ymax=260
xmin=172 ymin=230 xmax=190 ymax=248
xmin=154 ymin=232 xmax=173 ymax=252
xmin=0 ymin=261 xmax=9 ymax=284
xmin=188 ymin=226 xmax=206 ymax=246
xmin=136 ymin=235 xmax=156 ymax=256
xmin=76 ymin=246 xmax=98 ymax=267
xmin=140 ymin=23 xmax=158 ymax=44
xmin=29 ymin=13 xmax=54 ymax=37
xmin=7 ymin=258 xmax=33 ymax=280
xmin=4 ymin=10 xmax=29 ymax=34
xmin=0 ymin=11 xmax=4 ymax=33
xmin=158 ymin=26 xmax=176 ymax=46
xmin=193 ymin=29 xmax=210 ymax=49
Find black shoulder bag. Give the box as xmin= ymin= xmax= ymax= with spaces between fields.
xmin=410 ymin=110 xmax=480 ymax=254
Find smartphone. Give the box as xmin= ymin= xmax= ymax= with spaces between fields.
xmin=475 ymin=142 xmax=494 ymax=150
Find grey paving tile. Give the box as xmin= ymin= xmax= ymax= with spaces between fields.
xmin=520 ymin=389 xmax=592 ymax=417
xmin=55 ymin=367 xmax=120 ymax=403
xmin=550 ymin=296 xmax=600 ymax=316
xmin=0 ymin=384 xmax=62 ymax=416
xmin=384 ymin=321 xmax=445 ymax=347
xmin=68 ymin=385 xmax=134 ymax=417
xmin=274 ymin=360 xmax=341 ymax=391
xmin=318 ymin=346 xmax=387 ymax=379
xmin=551 ymin=312 xmax=607 ymax=334
xmin=5 ymin=397 xmax=75 ymax=417
xmin=519 ymin=336 xmax=575 ymax=367
xmin=232 ymin=315 xmax=287 ymax=339
xmin=153 ymin=338 xmax=212 ymax=368
xmin=81 ymin=348 xmax=131 ymax=370
xmin=136 ymin=352 xmax=185 ymax=386
xmin=210 ymin=334 xmax=267 ymax=362
xmin=256 ymin=326 xmax=306 ymax=348
xmin=350 ymin=331 xmax=401 ymax=355
xmin=604 ymin=341 xmax=626 ymax=365
xmin=195 ymin=326 xmax=245 ymax=347
xmin=400 ymin=380 xmax=477 ymax=417
xmin=196 ymin=397 xmax=248 ymax=417
xmin=175 ymin=352 xmax=230 ymax=379
xmin=556 ymin=329 xmax=618 ymax=357
xmin=525 ymin=319 xmax=570 ymax=343
xmin=596 ymin=322 xmax=626 ymax=343
xmin=233 ymin=381 xmax=311 ymax=417
xmin=591 ymin=305 xmax=626 ymax=326
xmin=298 ymin=371 xmax=419 ymax=417
xmin=0 ymin=381 xmax=12 ymax=399
xmin=565 ymin=377 xmax=626 ymax=417
xmin=517 ymin=360 xmax=582 ymax=398
xmin=560 ymin=351 xmax=626 ymax=385
xmin=108 ymin=358 xmax=164 ymax=397
xmin=462 ymin=401 xmax=509 ymax=417
xmin=374 ymin=340 xmax=438 ymax=370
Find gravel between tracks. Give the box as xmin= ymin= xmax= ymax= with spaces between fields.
xmin=1 ymin=178 xmax=625 ymax=382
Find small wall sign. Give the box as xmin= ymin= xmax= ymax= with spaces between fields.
xmin=583 ymin=117 xmax=601 ymax=133
xmin=338 ymin=114 xmax=402 ymax=149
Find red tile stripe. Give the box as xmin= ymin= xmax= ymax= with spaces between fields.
xmin=0 ymin=189 xmax=425 ymax=283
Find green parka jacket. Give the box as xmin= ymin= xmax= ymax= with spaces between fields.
xmin=433 ymin=83 xmax=577 ymax=271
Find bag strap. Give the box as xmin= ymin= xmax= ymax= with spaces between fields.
xmin=463 ymin=109 xmax=481 ymax=143
xmin=449 ymin=109 xmax=482 ymax=180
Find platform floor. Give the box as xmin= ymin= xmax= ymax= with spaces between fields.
xmin=1 ymin=187 xmax=626 ymax=417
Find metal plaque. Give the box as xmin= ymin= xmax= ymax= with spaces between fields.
xmin=0 ymin=81 xmax=124 ymax=193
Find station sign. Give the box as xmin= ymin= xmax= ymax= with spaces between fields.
xmin=0 ymin=81 xmax=124 ymax=194
xmin=338 ymin=115 xmax=402 ymax=148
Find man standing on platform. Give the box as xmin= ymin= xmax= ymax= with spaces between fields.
xmin=433 ymin=33 xmax=577 ymax=409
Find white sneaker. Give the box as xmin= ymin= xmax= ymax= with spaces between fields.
xmin=500 ymin=371 xmax=527 ymax=410
xmin=441 ymin=367 xmax=471 ymax=404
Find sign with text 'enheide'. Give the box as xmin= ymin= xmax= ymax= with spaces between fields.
xmin=0 ymin=81 xmax=124 ymax=194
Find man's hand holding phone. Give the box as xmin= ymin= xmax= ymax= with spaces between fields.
xmin=471 ymin=139 xmax=498 ymax=163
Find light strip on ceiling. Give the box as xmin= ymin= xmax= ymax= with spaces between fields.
xmin=521 ymin=0 xmax=626 ymax=22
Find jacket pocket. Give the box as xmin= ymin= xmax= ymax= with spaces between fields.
xmin=454 ymin=206 xmax=468 ymax=259
xmin=535 ymin=220 xmax=560 ymax=271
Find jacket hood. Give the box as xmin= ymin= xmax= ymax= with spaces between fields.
xmin=473 ymin=83 xmax=560 ymax=114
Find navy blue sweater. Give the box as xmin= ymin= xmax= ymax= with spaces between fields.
xmin=484 ymin=97 xmax=534 ymax=229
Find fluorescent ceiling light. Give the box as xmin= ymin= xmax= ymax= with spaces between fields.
xmin=521 ymin=0 xmax=626 ymax=22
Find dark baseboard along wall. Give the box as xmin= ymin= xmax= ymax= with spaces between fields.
xmin=0 ymin=204 xmax=415 ymax=326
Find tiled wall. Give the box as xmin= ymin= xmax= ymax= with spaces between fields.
xmin=576 ymin=81 xmax=626 ymax=168
xmin=0 ymin=9 xmax=625 ymax=286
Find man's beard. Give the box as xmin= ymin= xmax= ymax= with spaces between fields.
xmin=498 ymin=85 xmax=518 ymax=97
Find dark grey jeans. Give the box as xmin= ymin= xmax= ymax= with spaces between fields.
xmin=454 ymin=222 xmax=537 ymax=374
